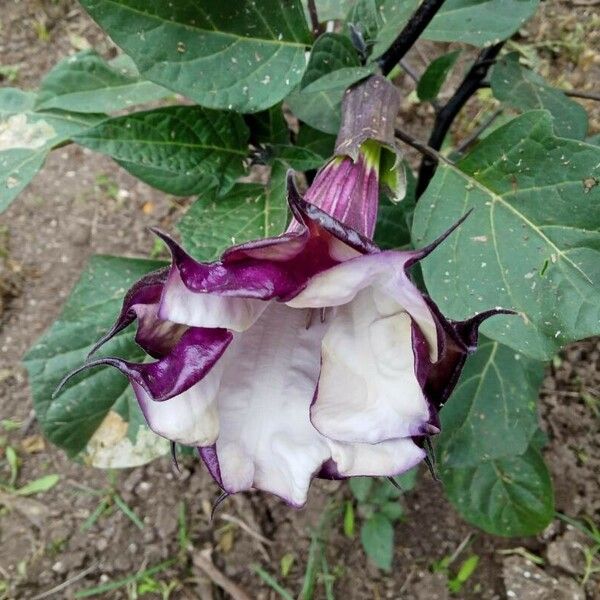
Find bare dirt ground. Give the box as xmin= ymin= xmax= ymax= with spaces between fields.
xmin=0 ymin=1 xmax=598 ymax=599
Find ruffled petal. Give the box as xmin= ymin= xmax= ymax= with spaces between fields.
xmin=159 ymin=265 xmax=268 ymax=332
xmin=286 ymin=250 xmax=438 ymax=361
xmin=312 ymin=288 xmax=430 ymax=445
xmin=59 ymin=327 xmax=232 ymax=403
xmin=199 ymin=303 xmax=330 ymax=507
xmin=325 ymin=437 xmax=426 ymax=478
xmin=132 ymin=359 xmax=223 ymax=446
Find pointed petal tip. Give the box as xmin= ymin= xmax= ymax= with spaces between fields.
xmin=210 ymin=491 xmax=230 ymax=522
xmin=411 ymin=210 xmax=473 ymax=266
xmin=53 ymin=357 xmax=126 ymax=399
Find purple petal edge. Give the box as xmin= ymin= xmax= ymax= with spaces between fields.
xmin=56 ymin=327 xmax=232 ymax=402
xmin=88 ymin=267 xmax=169 ymax=358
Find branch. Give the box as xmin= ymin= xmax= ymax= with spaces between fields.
xmin=394 ymin=128 xmax=453 ymax=166
xmin=416 ymin=42 xmax=504 ymax=197
xmin=307 ymin=0 xmax=323 ymax=37
xmin=378 ymin=0 xmax=448 ymax=76
xmin=563 ymin=89 xmax=600 ymax=102
xmin=478 ymin=82 xmax=600 ymax=102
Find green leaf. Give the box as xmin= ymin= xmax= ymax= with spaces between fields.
xmin=269 ymin=144 xmax=324 ymax=171
xmin=349 ymin=477 xmax=373 ymax=503
xmin=79 ymin=0 xmax=310 ymax=113
xmin=286 ymin=33 xmax=374 ymax=134
xmin=23 ymin=255 xmax=170 ymax=464
xmin=73 ymin=106 xmax=248 ymax=196
xmin=15 ymin=474 xmax=60 ymax=496
xmin=412 ymin=111 xmax=600 ymax=360
xmin=371 ymin=0 xmax=419 ymax=59
xmin=437 ymin=338 xmax=544 ymax=468
xmin=302 ymin=33 xmax=361 ymax=86
xmin=0 ymin=88 xmax=104 ymax=213
xmin=379 ymin=502 xmax=404 ymax=522
xmin=35 ymin=50 xmax=172 ymax=114
xmin=360 ymin=513 xmax=394 ymax=571
xmin=491 ymin=53 xmax=588 ymax=139
xmin=313 ymin=0 xmax=354 ymax=21
xmin=177 ymin=165 xmax=289 ymax=262
xmin=442 ymin=444 xmax=554 ymax=536
xmin=346 ymin=0 xmax=383 ymax=43
xmin=417 ymin=50 xmax=460 ymax=102
xmin=424 ymin=0 xmax=540 ymax=46
xmin=296 ymin=124 xmax=336 ymax=159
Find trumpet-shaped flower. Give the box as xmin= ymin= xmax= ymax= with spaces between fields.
xmin=61 ymin=76 xmax=507 ymax=506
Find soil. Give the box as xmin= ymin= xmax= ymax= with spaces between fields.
xmin=0 ymin=1 xmax=599 ymax=599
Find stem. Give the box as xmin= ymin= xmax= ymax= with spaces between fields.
xmin=307 ymin=0 xmax=323 ymax=37
xmin=564 ymin=89 xmax=600 ymax=102
xmin=416 ymin=42 xmax=504 ymax=197
xmin=378 ymin=0 xmax=448 ymax=76
xmin=394 ymin=128 xmax=453 ymax=166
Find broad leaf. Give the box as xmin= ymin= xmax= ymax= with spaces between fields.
xmin=36 ymin=50 xmax=172 ymax=114
xmin=417 ymin=51 xmax=460 ymax=102
xmin=491 ymin=53 xmax=588 ymax=139
xmin=313 ymin=0 xmax=354 ymax=21
xmin=73 ymin=106 xmax=249 ymax=196
xmin=268 ymin=145 xmax=324 ymax=171
xmin=296 ymin=125 xmax=337 ymax=159
xmin=361 ymin=514 xmax=394 ymax=571
xmin=412 ymin=111 xmax=600 ymax=360
xmin=79 ymin=0 xmax=310 ymax=113
xmin=0 ymin=88 xmax=103 ymax=213
xmin=177 ymin=163 xmax=289 ymax=261
xmin=442 ymin=445 xmax=554 ymax=536
xmin=23 ymin=256 xmax=170 ymax=466
xmin=424 ymin=0 xmax=540 ymax=46
xmin=302 ymin=33 xmax=362 ymax=86
xmin=346 ymin=0 xmax=383 ymax=43
xmin=349 ymin=477 xmax=373 ymax=503
xmin=371 ymin=0 xmax=418 ymax=59
xmin=287 ymin=33 xmax=374 ymax=134
xmin=436 ymin=338 xmax=544 ymax=468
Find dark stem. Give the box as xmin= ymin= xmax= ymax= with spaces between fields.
xmin=307 ymin=0 xmax=323 ymax=37
xmin=564 ymin=89 xmax=600 ymax=102
xmin=377 ymin=0 xmax=448 ymax=76
xmin=478 ymin=81 xmax=600 ymax=103
xmin=454 ymin=107 xmax=502 ymax=154
xmin=394 ymin=128 xmax=453 ymax=166
xmin=416 ymin=42 xmax=504 ymax=197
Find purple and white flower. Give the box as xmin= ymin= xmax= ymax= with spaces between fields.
xmin=62 ymin=76 xmax=507 ymax=506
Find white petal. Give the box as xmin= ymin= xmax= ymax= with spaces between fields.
xmin=133 ymin=360 xmax=223 ymax=446
xmin=286 ymin=251 xmax=437 ymax=360
xmin=213 ymin=303 xmax=330 ymax=506
xmin=312 ymin=288 xmax=430 ymax=444
xmin=327 ymin=437 xmax=425 ymax=477
xmin=158 ymin=268 xmax=267 ymax=331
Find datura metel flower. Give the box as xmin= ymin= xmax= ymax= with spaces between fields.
xmin=62 ymin=76 xmax=507 ymax=506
